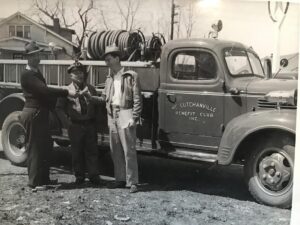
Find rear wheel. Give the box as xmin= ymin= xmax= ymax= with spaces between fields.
xmin=1 ymin=111 xmax=27 ymax=166
xmin=245 ymin=136 xmax=294 ymax=208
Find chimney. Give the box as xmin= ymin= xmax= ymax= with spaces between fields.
xmin=53 ymin=18 xmax=60 ymax=34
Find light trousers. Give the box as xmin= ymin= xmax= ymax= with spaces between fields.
xmin=109 ymin=110 xmax=139 ymax=186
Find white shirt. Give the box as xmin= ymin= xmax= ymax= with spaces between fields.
xmin=111 ymin=68 xmax=124 ymax=106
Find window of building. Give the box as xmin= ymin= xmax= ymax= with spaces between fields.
xmin=24 ymin=26 xmax=31 ymax=38
xmin=172 ymin=50 xmax=217 ymax=80
xmin=9 ymin=26 xmax=15 ymax=37
xmin=16 ymin=26 xmax=23 ymax=37
xmin=9 ymin=25 xmax=31 ymax=39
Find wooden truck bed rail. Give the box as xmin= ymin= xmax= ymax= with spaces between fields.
xmin=0 ymin=60 xmax=160 ymax=91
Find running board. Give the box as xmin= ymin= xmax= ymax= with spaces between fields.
xmin=167 ymin=149 xmax=218 ymax=163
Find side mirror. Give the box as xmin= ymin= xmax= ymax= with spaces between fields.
xmin=273 ymin=58 xmax=289 ymax=78
xmin=263 ymin=58 xmax=272 ymax=79
xmin=280 ymin=58 xmax=288 ymax=68
xmin=212 ymin=20 xmax=223 ymax=32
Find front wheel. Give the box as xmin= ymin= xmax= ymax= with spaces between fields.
xmin=1 ymin=111 xmax=27 ymax=166
xmin=245 ymin=139 xmax=294 ymax=208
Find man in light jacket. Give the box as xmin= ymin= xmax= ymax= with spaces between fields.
xmin=85 ymin=45 xmax=142 ymax=193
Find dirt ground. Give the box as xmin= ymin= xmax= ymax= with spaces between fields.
xmin=0 ymin=146 xmax=291 ymax=225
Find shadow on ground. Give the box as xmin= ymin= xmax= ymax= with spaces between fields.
xmin=1 ymin=146 xmax=253 ymax=202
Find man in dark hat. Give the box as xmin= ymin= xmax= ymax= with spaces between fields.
xmin=84 ymin=45 xmax=142 ymax=193
xmin=56 ymin=61 xmax=101 ymax=185
xmin=20 ymin=41 xmax=77 ymax=190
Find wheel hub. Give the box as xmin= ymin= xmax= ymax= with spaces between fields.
xmin=258 ymin=153 xmax=291 ymax=191
xmin=8 ymin=123 xmax=26 ymax=156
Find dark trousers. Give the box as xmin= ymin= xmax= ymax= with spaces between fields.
xmin=20 ymin=108 xmax=52 ymax=187
xmin=68 ymin=122 xmax=99 ymax=179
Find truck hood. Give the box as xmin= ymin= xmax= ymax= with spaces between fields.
xmin=246 ymin=78 xmax=297 ymax=94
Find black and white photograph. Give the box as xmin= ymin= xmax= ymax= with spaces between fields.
xmin=0 ymin=0 xmax=299 ymax=224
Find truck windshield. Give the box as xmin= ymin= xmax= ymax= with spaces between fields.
xmin=224 ymin=49 xmax=264 ymax=78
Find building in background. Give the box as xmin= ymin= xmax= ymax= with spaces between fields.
xmin=0 ymin=11 xmax=77 ymax=59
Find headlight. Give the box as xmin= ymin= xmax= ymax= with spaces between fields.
xmin=264 ymin=89 xmax=297 ymax=106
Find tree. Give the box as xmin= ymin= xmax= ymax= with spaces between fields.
xmin=181 ymin=0 xmax=196 ymax=39
xmin=114 ymin=0 xmax=141 ymax=30
xmin=32 ymin=0 xmax=76 ymax=28
xmin=32 ymin=0 xmax=95 ymax=51
xmin=75 ymin=0 xmax=95 ymax=51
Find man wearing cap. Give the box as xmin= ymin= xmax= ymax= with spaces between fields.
xmin=20 ymin=41 xmax=77 ymax=190
xmin=85 ymin=45 xmax=142 ymax=193
xmin=56 ymin=61 xmax=101 ymax=185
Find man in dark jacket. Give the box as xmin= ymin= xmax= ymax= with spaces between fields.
xmin=56 ymin=61 xmax=101 ymax=185
xmin=20 ymin=41 xmax=76 ymax=190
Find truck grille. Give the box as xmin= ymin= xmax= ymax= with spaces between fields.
xmin=257 ymin=99 xmax=297 ymax=109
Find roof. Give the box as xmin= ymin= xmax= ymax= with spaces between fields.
xmin=162 ymin=38 xmax=250 ymax=59
xmin=165 ymin=38 xmax=248 ymax=51
xmin=0 ymin=11 xmax=77 ymax=47
xmin=43 ymin=24 xmax=76 ymax=34
xmin=0 ymin=36 xmax=51 ymax=52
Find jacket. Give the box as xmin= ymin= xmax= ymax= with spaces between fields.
xmin=21 ymin=68 xmax=68 ymax=109
xmin=56 ymin=83 xmax=98 ymax=121
xmin=103 ymin=69 xmax=142 ymax=122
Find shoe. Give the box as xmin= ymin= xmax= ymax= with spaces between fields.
xmin=75 ymin=177 xmax=85 ymax=185
xmin=108 ymin=181 xmax=126 ymax=189
xmin=44 ymin=179 xmax=58 ymax=185
xmin=89 ymin=176 xmax=101 ymax=185
xmin=28 ymin=185 xmax=47 ymax=192
xmin=129 ymin=184 xmax=139 ymax=193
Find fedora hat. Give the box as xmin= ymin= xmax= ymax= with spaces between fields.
xmin=102 ymin=44 xmax=121 ymax=59
xmin=25 ymin=41 xmax=44 ymax=55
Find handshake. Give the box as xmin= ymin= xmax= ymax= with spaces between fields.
xmin=65 ymin=86 xmax=92 ymax=99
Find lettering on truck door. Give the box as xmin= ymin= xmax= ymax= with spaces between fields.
xmin=159 ymin=48 xmax=224 ymax=152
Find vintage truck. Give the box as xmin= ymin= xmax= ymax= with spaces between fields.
xmin=0 ymin=38 xmax=297 ymax=208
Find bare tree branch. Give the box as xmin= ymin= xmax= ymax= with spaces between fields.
xmin=75 ymin=0 xmax=95 ymax=50
xmin=114 ymin=0 xmax=141 ymax=31
xmin=182 ymin=1 xmax=195 ymax=38
xmin=33 ymin=0 xmax=79 ymax=28
xmin=100 ymin=9 xmax=110 ymax=30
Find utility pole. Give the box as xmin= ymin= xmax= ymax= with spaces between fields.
xmin=170 ymin=0 xmax=179 ymax=40
xmin=268 ymin=1 xmax=289 ymax=73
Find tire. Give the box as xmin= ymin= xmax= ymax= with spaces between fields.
xmin=1 ymin=111 xmax=27 ymax=166
xmin=244 ymin=136 xmax=294 ymax=208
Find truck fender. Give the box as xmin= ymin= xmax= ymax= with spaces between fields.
xmin=0 ymin=93 xmax=25 ymax=128
xmin=218 ymin=109 xmax=296 ymax=165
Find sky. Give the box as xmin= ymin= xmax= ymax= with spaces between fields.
xmin=0 ymin=0 xmax=299 ymax=58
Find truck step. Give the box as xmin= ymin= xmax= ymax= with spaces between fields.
xmin=167 ymin=149 xmax=217 ymax=163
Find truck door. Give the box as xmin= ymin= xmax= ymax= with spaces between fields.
xmin=158 ymin=48 xmax=224 ymax=152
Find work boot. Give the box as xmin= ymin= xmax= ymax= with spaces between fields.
xmin=108 ymin=181 xmax=126 ymax=189
xmin=44 ymin=179 xmax=58 ymax=185
xmin=75 ymin=177 xmax=85 ymax=185
xmin=129 ymin=184 xmax=139 ymax=193
xmin=89 ymin=176 xmax=101 ymax=185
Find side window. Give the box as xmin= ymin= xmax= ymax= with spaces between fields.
xmin=172 ymin=50 xmax=217 ymax=80
xmin=9 ymin=26 xmax=15 ymax=37
xmin=24 ymin=26 xmax=31 ymax=39
xmin=16 ymin=26 xmax=23 ymax=37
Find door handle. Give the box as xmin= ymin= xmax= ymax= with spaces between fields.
xmin=229 ymin=88 xmax=246 ymax=95
xmin=166 ymin=92 xmax=176 ymax=103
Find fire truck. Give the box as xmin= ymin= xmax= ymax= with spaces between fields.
xmin=0 ymin=34 xmax=296 ymax=208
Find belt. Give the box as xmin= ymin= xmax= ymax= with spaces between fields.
xmin=71 ymin=119 xmax=95 ymax=125
xmin=111 ymin=105 xmax=120 ymax=109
